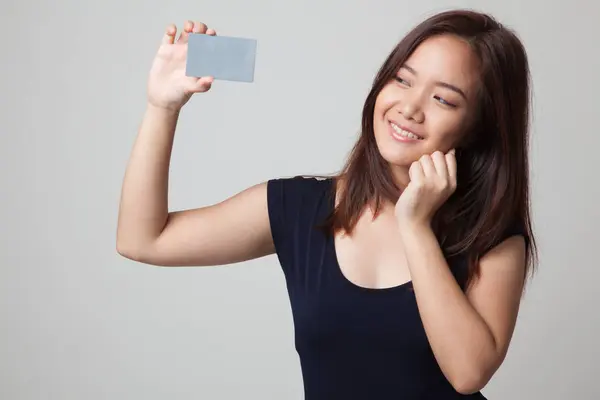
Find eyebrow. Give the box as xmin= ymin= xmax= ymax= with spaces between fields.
xmin=401 ymin=64 xmax=468 ymax=100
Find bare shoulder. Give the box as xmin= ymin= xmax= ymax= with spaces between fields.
xmin=471 ymin=234 xmax=528 ymax=292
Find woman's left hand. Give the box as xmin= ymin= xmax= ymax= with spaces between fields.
xmin=395 ymin=149 xmax=457 ymax=227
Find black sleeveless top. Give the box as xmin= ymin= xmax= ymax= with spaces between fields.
xmin=267 ymin=176 xmax=524 ymax=399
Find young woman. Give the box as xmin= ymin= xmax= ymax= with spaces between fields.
xmin=117 ymin=9 xmax=537 ymax=399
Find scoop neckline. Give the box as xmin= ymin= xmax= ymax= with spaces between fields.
xmin=325 ymin=177 xmax=413 ymax=293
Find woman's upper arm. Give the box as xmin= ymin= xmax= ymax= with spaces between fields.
xmin=465 ymin=234 xmax=528 ymax=363
xmin=125 ymin=181 xmax=275 ymax=266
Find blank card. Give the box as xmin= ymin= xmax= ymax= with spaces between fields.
xmin=186 ymin=33 xmax=257 ymax=82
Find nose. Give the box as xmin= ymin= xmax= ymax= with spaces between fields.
xmin=399 ymin=94 xmax=425 ymax=123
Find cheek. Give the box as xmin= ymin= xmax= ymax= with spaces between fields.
xmin=374 ymin=86 xmax=397 ymax=115
xmin=426 ymin=110 xmax=470 ymax=146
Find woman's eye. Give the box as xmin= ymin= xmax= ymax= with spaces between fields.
xmin=435 ymin=95 xmax=456 ymax=108
xmin=395 ymin=77 xmax=410 ymax=86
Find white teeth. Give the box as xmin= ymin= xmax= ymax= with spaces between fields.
xmin=391 ymin=123 xmax=422 ymax=140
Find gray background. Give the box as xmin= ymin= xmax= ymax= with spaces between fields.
xmin=1 ymin=0 xmax=598 ymax=398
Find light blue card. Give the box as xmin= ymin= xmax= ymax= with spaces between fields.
xmin=186 ymin=33 xmax=257 ymax=82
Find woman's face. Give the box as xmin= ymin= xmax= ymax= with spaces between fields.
xmin=373 ymin=34 xmax=481 ymax=184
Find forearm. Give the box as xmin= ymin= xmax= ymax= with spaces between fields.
xmin=116 ymin=103 xmax=180 ymax=253
xmin=400 ymin=223 xmax=498 ymax=391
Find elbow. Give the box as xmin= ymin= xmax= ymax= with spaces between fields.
xmin=116 ymin=240 xmax=140 ymax=261
xmin=450 ymin=375 xmax=486 ymax=395
xmin=116 ymin=235 xmax=166 ymax=266
xmin=447 ymin=364 xmax=492 ymax=395
xmin=116 ymin=237 xmax=151 ymax=264
xmin=447 ymin=339 xmax=502 ymax=394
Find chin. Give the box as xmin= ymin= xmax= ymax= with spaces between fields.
xmin=375 ymin=145 xmax=409 ymax=166
xmin=374 ymin=124 xmax=424 ymax=168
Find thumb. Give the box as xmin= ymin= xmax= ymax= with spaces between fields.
xmin=191 ymin=76 xmax=214 ymax=93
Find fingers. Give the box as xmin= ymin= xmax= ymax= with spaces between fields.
xmin=177 ymin=20 xmax=210 ymax=43
xmin=409 ymin=160 xmax=424 ymax=184
xmin=162 ymin=23 xmax=177 ymax=45
xmin=445 ymin=149 xmax=457 ymax=184
xmin=419 ymin=154 xmax=438 ymax=178
xmin=413 ymin=150 xmax=456 ymax=190
xmin=163 ymin=21 xmax=213 ymax=46
xmin=430 ymin=151 xmax=449 ymax=179
xmin=190 ymin=76 xmax=214 ymax=93
xmin=176 ymin=20 xmax=193 ymax=43
xmin=192 ymin=21 xmax=208 ymax=34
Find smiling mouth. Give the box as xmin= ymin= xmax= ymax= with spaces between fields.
xmin=389 ymin=122 xmax=424 ymax=141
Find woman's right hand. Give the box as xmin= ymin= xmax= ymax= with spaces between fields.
xmin=147 ymin=20 xmax=216 ymax=111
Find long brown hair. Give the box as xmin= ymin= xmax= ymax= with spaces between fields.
xmin=323 ymin=9 xmax=538 ymax=288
